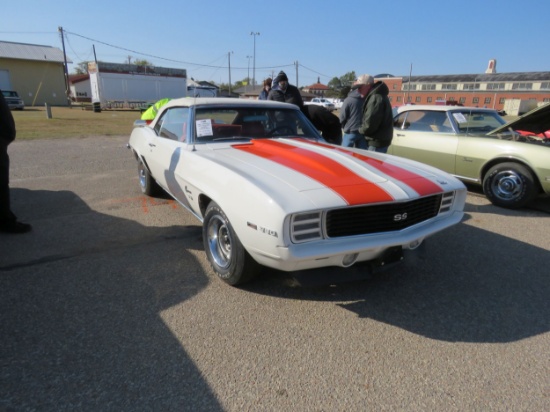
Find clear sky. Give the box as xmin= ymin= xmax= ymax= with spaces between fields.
xmin=2 ymin=0 xmax=549 ymax=87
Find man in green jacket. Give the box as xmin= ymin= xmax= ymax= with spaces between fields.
xmin=355 ymin=74 xmax=393 ymax=153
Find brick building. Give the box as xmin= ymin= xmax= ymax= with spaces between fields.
xmin=380 ymin=61 xmax=550 ymax=111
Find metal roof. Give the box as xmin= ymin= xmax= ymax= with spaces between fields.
xmin=0 ymin=40 xmax=70 ymax=63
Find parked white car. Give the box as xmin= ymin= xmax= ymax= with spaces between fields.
xmin=305 ymin=98 xmax=335 ymax=111
xmin=128 ymin=98 xmax=466 ymax=286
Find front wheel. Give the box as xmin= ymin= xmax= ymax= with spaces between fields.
xmin=482 ymin=162 xmax=537 ymax=209
xmin=138 ymin=159 xmax=161 ymax=196
xmin=203 ymin=202 xmax=260 ymax=286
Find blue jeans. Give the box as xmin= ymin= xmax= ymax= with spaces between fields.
xmin=342 ymin=132 xmax=367 ymax=149
xmin=368 ymin=145 xmax=389 ymax=153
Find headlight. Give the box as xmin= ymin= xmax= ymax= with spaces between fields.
xmin=290 ymin=211 xmax=323 ymax=243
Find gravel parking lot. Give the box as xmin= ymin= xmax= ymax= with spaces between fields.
xmin=1 ymin=136 xmax=549 ymax=411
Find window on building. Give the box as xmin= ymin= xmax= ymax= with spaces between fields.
xmin=442 ymin=84 xmax=457 ymax=90
xmin=415 ymin=96 xmax=421 ymax=103
xmin=393 ymin=84 xmax=397 ymax=90
xmin=421 ymin=84 xmax=436 ymax=91
xmin=499 ymin=97 xmax=506 ymax=104
xmin=427 ymin=97 xmax=432 ymax=103
xmin=402 ymin=83 xmax=416 ymax=91
xmin=512 ymin=82 xmax=533 ymax=90
xmin=473 ymin=97 xmax=479 ymax=104
xmin=541 ymin=82 xmax=550 ymax=90
xmin=459 ymin=97 xmax=466 ymax=104
xmin=484 ymin=97 xmax=491 ymax=105
xmin=463 ymin=83 xmax=480 ymax=90
xmin=486 ymin=83 xmax=505 ymax=90
xmin=543 ymin=98 xmax=550 ymax=103
xmin=396 ymin=96 xmax=402 ymax=102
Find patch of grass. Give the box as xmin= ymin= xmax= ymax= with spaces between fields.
xmin=11 ymin=106 xmax=142 ymax=140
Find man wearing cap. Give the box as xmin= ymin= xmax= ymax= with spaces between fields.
xmin=355 ymin=74 xmax=394 ymax=153
xmin=267 ymin=71 xmax=304 ymax=108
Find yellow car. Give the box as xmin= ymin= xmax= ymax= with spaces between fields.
xmin=390 ymin=103 xmax=550 ymax=209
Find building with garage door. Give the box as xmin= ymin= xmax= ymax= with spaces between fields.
xmin=0 ymin=40 xmax=71 ymax=107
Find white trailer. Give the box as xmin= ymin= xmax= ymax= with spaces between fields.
xmin=88 ymin=62 xmax=187 ymax=108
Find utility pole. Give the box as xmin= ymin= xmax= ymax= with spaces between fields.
xmin=246 ymin=55 xmax=252 ymax=92
xmin=295 ymin=61 xmax=299 ymax=88
xmin=228 ymin=51 xmax=233 ymax=95
xmin=58 ymin=26 xmax=71 ymax=106
xmin=250 ymin=32 xmax=260 ymax=88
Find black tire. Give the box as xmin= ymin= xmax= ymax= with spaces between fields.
xmin=202 ymin=202 xmax=260 ymax=286
xmin=482 ymin=162 xmax=537 ymax=209
xmin=138 ymin=159 xmax=161 ymax=196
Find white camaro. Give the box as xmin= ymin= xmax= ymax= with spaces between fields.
xmin=128 ymin=98 xmax=467 ymax=286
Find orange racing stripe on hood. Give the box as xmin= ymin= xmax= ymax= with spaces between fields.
xmin=302 ymin=139 xmax=443 ymax=196
xmin=233 ymin=140 xmax=393 ymax=205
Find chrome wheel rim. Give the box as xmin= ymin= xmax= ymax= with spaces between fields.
xmin=138 ymin=163 xmax=147 ymax=189
xmin=207 ymin=215 xmax=231 ymax=269
xmin=491 ymin=170 xmax=523 ymax=201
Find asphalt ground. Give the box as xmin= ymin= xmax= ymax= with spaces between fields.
xmin=1 ymin=136 xmax=549 ymax=411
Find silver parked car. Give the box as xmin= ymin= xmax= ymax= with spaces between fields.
xmin=1 ymin=90 xmax=24 ymax=110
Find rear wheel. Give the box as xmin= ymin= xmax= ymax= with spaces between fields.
xmin=203 ymin=202 xmax=260 ymax=286
xmin=138 ymin=159 xmax=161 ymax=196
xmin=482 ymin=162 xmax=537 ymax=209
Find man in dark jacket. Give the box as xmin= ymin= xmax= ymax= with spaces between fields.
xmin=355 ymin=74 xmax=393 ymax=153
xmin=0 ymin=90 xmax=32 ymax=233
xmin=302 ymin=105 xmax=342 ymax=145
xmin=267 ymin=71 xmax=303 ymax=108
xmin=339 ymin=87 xmax=366 ymax=148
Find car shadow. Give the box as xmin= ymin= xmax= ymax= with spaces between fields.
xmin=242 ymin=212 xmax=549 ymax=344
xmin=464 ymin=183 xmax=550 ymax=214
xmin=1 ymin=189 xmax=224 ymax=411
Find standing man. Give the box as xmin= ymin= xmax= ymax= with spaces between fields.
xmin=267 ymin=71 xmax=303 ymax=108
xmin=355 ymin=74 xmax=393 ymax=153
xmin=0 ymin=90 xmax=32 ymax=233
xmin=339 ymin=80 xmax=367 ymax=148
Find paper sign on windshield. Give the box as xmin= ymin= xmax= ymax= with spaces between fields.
xmin=453 ymin=113 xmax=467 ymax=123
xmin=196 ymin=119 xmax=213 ymax=137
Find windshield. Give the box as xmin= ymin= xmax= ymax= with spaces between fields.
xmin=451 ymin=110 xmax=506 ymax=133
xmin=193 ymin=106 xmax=321 ymax=142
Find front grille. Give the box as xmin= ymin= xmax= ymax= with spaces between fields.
xmin=326 ymin=193 xmax=446 ymax=238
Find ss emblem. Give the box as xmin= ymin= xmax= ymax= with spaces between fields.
xmin=393 ymin=213 xmax=408 ymax=222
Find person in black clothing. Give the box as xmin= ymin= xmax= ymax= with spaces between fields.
xmin=0 ymin=90 xmax=32 ymax=234
xmin=267 ymin=71 xmax=303 ymax=108
xmin=301 ymin=105 xmax=342 ymax=145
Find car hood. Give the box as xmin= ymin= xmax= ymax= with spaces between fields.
xmin=488 ymin=102 xmax=550 ymax=135
xmin=205 ymin=138 xmax=459 ymax=207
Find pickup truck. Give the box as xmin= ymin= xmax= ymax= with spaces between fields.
xmin=2 ymin=90 xmax=25 ymax=110
xmin=305 ymin=98 xmax=335 ymax=112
